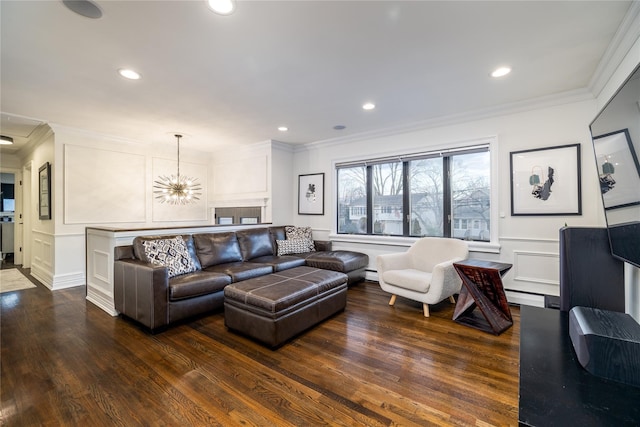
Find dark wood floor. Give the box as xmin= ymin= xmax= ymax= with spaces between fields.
xmin=1 ymin=269 xmax=520 ymax=426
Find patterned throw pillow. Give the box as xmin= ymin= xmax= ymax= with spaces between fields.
xmin=142 ymin=236 xmax=198 ymax=278
xmin=284 ymin=226 xmax=315 ymax=252
xmin=276 ymin=238 xmax=315 ymax=256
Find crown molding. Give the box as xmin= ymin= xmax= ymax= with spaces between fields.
xmin=296 ymin=88 xmax=593 ymax=152
xmin=589 ymin=1 xmax=640 ymax=99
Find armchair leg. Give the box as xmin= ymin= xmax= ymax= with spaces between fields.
xmin=389 ymin=295 xmax=397 ymax=306
xmin=423 ymin=303 xmax=430 ymax=317
xmin=449 ymin=295 xmax=456 ymax=304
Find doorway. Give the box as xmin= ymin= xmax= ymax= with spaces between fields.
xmin=0 ymin=168 xmax=24 ymax=267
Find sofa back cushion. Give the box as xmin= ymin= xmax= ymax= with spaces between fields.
xmin=236 ymin=228 xmax=275 ymax=260
xmin=193 ymin=232 xmax=243 ymax=268
xmin=133 ymin=235 xmax=201 ymax=270
xmin=269 ymin=226 xmax=287 ymax=243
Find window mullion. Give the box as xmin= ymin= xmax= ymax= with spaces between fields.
xmin=443 ymin=156 xmax=452 ymax=238
xmin=366 ymin=165 xmax=373 ymax=234
xmin=402 ymin=161 xmax=410 ymax=236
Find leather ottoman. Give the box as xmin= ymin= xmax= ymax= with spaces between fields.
xmin=305 ymin=250 xmax=369 ymax=284
xmin=224 ymin=266 xmax=348 ymax=348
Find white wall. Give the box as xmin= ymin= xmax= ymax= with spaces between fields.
xmin=292 ymin=98 xmax=603 ymax=306
xmin=22 ymin=125 xmax=213 ymax=290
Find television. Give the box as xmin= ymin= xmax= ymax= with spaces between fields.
xmin=589 ymin=63 xmax=640 ymax=269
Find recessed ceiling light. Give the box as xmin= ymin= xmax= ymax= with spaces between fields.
xmin=491 ymin=67 xmax=511 ymax=78
xmin=118 ymin=68 xmax=141 ymax=80
xmin=278 ymin=126 xmax=288 ymax=132
xmin=0 ymin=135 xmax=14 ymax=145
xmin=333 ymin=125 xmax=346 ymax=130
xmin=208 ymin=0 xmax=235 ymax=15
xmin=362 ymin=102 xmax=376 ymax=110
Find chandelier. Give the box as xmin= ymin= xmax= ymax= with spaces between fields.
xmin=153 ymin=134 xmax=202 ymax=205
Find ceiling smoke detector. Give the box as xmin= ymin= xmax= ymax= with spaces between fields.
xmin=62 ymin=0 xmax=103 ymax=19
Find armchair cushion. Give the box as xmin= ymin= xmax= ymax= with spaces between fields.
xmin=381 ymin=269 xmax=432 ymax=293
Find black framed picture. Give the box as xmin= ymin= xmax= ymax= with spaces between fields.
xmin=39 ymin=162 xmax=51 ymax=220
xmin=592 ymin=129 xmax=640 ymax=210
xmin=510 ymin=144 xmax=582 ymax=216
xmin=298 ymin=173 xmax=324 ymax=215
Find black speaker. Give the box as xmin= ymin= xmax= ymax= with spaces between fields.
xmin=559 ymin=227 xmax=625 ymax=312
xmin=569 ymin=306 xmax=640 ymax=387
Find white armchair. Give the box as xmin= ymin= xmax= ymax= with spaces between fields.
xmin=376 ymin=237 xmax=469 ymax=317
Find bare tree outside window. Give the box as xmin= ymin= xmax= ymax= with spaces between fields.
xmin=336 ymin=146 xmax=490 ymax=241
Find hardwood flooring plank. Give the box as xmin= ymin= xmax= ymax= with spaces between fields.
xmin=1 ymin=274 xmax=520 ymax=426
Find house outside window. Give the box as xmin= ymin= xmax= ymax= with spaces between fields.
xmin=337 ymin=146 xmax=490 ymax=241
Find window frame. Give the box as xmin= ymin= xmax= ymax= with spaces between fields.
xmin=334 ymin=137 xmax=499 ymax=250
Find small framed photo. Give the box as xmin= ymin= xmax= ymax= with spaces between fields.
xmin=510 ymin=144 xmax=582 ymax=216
xmin=298 ymin=173 xmax=324 ymax=215
xmin=592 ymin=129 xmax=640 ymax=210
xmin=39 ymin=162 xmax=51 ymax=220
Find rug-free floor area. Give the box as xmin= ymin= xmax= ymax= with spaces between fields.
xmin=0 ymin=269 xmax=36 ymax=293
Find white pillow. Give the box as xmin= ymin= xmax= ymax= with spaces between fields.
xmin=142 ymin=236 xmax=198 ymax=278
xmin=284 ymin=226 xmax=315 ymax=252
xmin=277 ymin=238 xmax=314 ymax=256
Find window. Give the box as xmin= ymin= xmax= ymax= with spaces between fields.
xmin=337 ymin=146 xmax=490 ymax=241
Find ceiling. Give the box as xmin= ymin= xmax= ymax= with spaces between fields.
xmin=0 ymin=1 xmax=634 ymax=155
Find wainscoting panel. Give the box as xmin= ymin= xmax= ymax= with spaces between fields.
xmin=32 ymin=231 xmax=54 ymax=289
xmin=64 ymin=144 xmax=146 ymax=224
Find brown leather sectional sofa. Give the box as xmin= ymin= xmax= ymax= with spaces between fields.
xmin=113 ymin=226 xmax=368 ymax=332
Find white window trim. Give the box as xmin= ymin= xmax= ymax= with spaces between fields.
xmin=331 ymin=135 xmax=500 ymax=252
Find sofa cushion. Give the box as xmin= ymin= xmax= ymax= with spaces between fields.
xmin=285 ymin=226 xmax=315 ymax=252
xmin=133 ymin=235 xmax=201 ymax=270
xmin=141 ymin=236 xmax=199 ymax=278
xmin=204 ymin=261 xmax=273 ymax=283
xmin=236 ymin=228 xmax=275 ymax=260
xmin=169 ymin=270 xmax=232 ymax=301
xmin=251 ymin=254 xmax=306 ymax=271
xmin=305 ymin=250 xmax=369 ymax=273
xmin=193 ymin=232 xmax=242 ymax=268
xmin=277 ymin=238 xmax=314 ymax=256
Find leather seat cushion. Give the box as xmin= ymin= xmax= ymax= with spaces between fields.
xmin=251 ymin=255 xmax=306 ymax=271
xmin=224 ymin=266 xmax=347 ymax=314
xmin=382 ymin=269 xmax=432 ymax=293
xmin=306 ymin=251 xmax=369 ymax=273
xmin=204 ymin=262 xmax=273 ymax=283
xmin=169 ymin=271 xmax=231 ymax=301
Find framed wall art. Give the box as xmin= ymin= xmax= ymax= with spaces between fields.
xmin=510 ymin=144 xmax=582 ymax=216
xmin=592 ymin=129 xmax=640 ymax=210
xmin=39 ymin=162 xmax=52 ymax=220
xmin=298 ymin=173 xmax=324 ymax=215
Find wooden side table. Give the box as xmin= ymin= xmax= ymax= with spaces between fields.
xmin=452 ymin=259 xmax=513 ymax=335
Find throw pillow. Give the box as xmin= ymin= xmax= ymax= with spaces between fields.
xmin=277 ymin=238 xmax=314 ymax=256
xmin=142 ymin=236 xmax=198 ymax=278
xmin=284 ymin=226 xmax=315 ymax=252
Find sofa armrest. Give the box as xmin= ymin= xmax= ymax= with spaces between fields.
xmin=114 ymin=258 xmax=170 ymax=331
xmin=313 ymin=240 xmax=332 ymax=251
